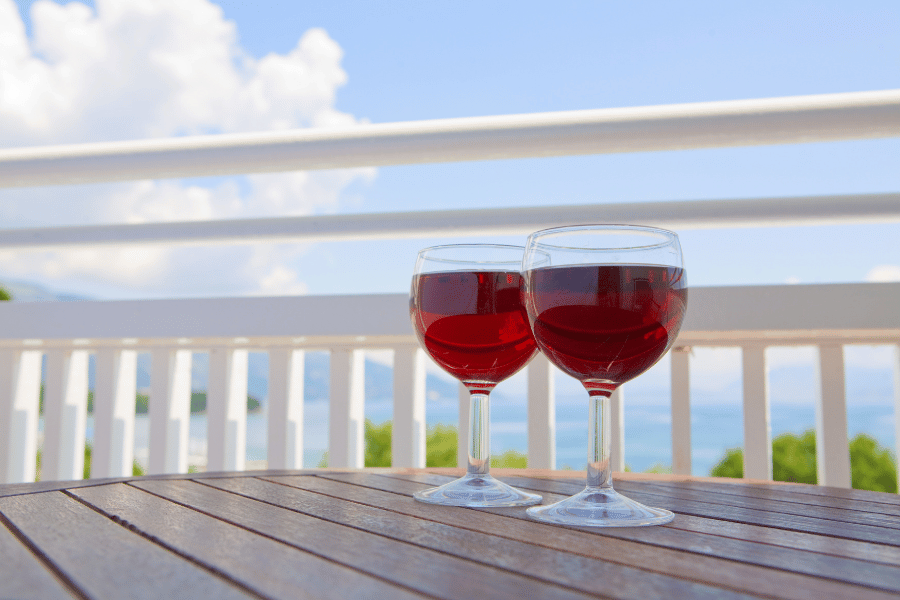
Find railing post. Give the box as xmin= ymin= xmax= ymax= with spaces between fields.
xmin=0 ymin=350 xmax=42 ymax=484
xmin=149 ymin=348 xmax=192 ymax=475
xmin=527 ymin=354 xmax=555 ymax=470
xmin=671 ymin=347 xmax=692 ymax=475
xmin=207 ymin=348 xmax=249 ymax=472
xmin=609 ymin=386 xmax=625 ymax=473
xmin=267 ymin=348 xmax=305 ymax=469
xmin=742 ymin=344 xmax=772 ymax=480
xmin=894 ymin=344 xmax=900 ymax=494
xmin=91 ymin=348 xmax=138 ymax=478
xmin=42 ymin=349 xmax=90 ymax=481
xmin=392 ymin=346 xmax=426 ymax=468
xmin=457 ymin=382 xmax=469 ymax=469
xmin=815 ymin=344 xmax=851 ymax=488
xmin=328 ymin=349 xmax=365 ymax=468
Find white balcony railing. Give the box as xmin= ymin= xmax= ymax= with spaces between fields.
xmin=1 ymin=89 xmax=898 ymax=487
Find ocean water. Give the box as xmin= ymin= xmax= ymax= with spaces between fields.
xmin=72 ymin=396 xmax=894 ymax=476
xmin=62 ymin=345 xmax=899 ymax=475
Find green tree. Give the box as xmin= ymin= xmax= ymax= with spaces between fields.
xmin=426 ymin=424 xmax=458 ymax=467
xmin=850 ymin=434 xmax=898 ymax=493
xmin=710 ymin=430 xmax=897 ymax=493
xmin=365 ymin=420 xmax=393 ymax=467
xmin=0 ymin=287 xmax=11 ymax=301
xmin=491 ymin=449 xmax=528 ymax=468
xmin=319 ymin=420 xmax=529 ymax=469
xmin=36 ymin=443 xmax=144 ymax=481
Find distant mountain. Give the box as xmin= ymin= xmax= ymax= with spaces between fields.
xmin=125 ymin=350 xmax=460 ymax=405
xmin=1 ymin=278 xmax=91 ymax=302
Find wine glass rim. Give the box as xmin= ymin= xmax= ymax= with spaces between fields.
xmin=417 ymin=243 xmax=525 ymax=265
xmin=528 ymin=224 xmax=678 ymax=251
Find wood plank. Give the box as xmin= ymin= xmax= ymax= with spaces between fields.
xmin=478 ymin=474 xmax=900 ymax=546
xmin=0 ymin=491 xmax=254 ymax=600
xmin=317 ymin=471 xmax=900 ymax=594
xmin=440 ymin=474 xmax=900 ymax=565
xmin=611 ymin=479 xmax=900 ymax=529
xmin=129 ymin=478 xmax=596 ymax=600
xmin=210 ymin=475 xmax=760 ymax=600
xmin=70 ymin=482 xmax=425 ymax=600
xmin=0 ymin=514 xmax=75 ymax=600
xmin=761 ymin=480 xmax=900 ymax=506
xmin=629 ymin=478 xmax=900 ymax=517
xmin=259 ymin=473 xmax=900 ymax=600
xmin=0 ymin=468 xmax=329 ymax=498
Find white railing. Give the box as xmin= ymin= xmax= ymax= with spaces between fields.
xmin=1 ymin=89 xmax=898 ymax=188
xmin=1 ymin=283 xmax=898 ymax=487
xmin=0 ymin=89 xmax=898 ymax=486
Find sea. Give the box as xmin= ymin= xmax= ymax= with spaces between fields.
xmin=50 ymin=345 xmax=900 ymax=476
xmin=70 ymin=397 xmax=895 ymax=476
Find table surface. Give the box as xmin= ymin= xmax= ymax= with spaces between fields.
xmin=1 ymin=468 xmax=899 ymax=600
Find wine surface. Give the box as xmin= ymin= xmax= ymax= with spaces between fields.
xmin=524 ymin=264 xmax=687 ymax=393
xmin=410 ymin=271 xmax=538 ymax=390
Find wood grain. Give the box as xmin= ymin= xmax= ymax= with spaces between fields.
xmin=207 ymin=475 xmax=759 ymax=600
xmin=266 ymin=474 xmax=900 ymax=600
xmin=129 ymin=478 xmax=596 ymax=600
xmin=4 ymin=469 xmax=900 ymax=600
xmin=0 ymin=513 xmax=75 ymax=600
xmin=314 ymin=472 xmax=900 ymax=597
xmin=70 ymin=482 xmax=425 ymax=600
xmin=0 ymin=491 xmax=253 ymax=600
xmin=611 ymin=479 xmax=900 ymax=528
xmin=478 ymin=474 xmax=900 ymax=546
xmin=628 ymin=478 xmax=900 ymax=517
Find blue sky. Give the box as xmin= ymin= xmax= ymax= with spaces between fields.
xmin=4 ymin=0 xmax=899 ymax=299
xmin=6 ymin=0 xmax=899 ymax=470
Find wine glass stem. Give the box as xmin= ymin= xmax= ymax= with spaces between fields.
xmin=587 ymin=393 xmax=613 ymax=489
xmin=467 ymin=392 xmax=490 ymax=475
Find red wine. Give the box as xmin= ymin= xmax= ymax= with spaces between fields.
xmin=524 ymin=264 xmax=687 ymax=395
xmin=410 ymin=271 xmax=538 ymax=391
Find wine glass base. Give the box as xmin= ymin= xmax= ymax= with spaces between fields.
xmin=413 ymin=473 xmax=542 ymax=507
xmin=526 ymin=486 xmax=674 ymax=527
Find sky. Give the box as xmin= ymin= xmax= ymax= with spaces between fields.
xmin=3 ymin=0 xmax=899 ymax=468
xmin=1 ymin=0 xmax=898 ymax=301
xmin=3 ymin=2 xmax=900 ymax=378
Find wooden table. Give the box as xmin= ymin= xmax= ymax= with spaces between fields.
xmin=2 ymin=469 xmax=899 ymax=599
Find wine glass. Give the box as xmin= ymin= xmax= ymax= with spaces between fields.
xmin=521 ymin=225 xmax=687 ymax=526
xmin=409 ymin=244 xmax=542 ymax=507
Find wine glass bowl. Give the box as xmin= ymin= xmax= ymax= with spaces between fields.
xmin=409 ymin=244 xmax=542 ymax=507
xmin=522 ymin=225 xmax=687 ymax=526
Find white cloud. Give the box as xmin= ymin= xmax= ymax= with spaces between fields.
xmin=866 ymin=265 xmax=900 ymax=283
xmin=255 ymin=265 xmax=308 ymax=296
xmin=0 ymin=0 xmax=374 ymax=298
xmin=689 ymin=347 xmax=742 ymax=392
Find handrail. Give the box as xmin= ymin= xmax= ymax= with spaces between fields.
xmin=1 ymin=192 xmax=898 ymax=248
xmin=1 ymin=89 xmax=898 ymax=188
xmin=1 ymin=283 xmax=898 ymax=345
